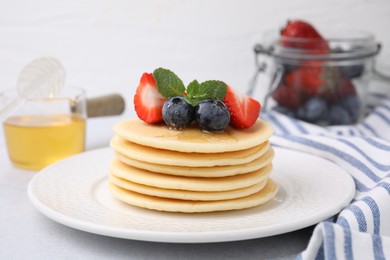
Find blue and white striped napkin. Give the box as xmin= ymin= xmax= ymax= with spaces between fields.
xmin=263 ymin=89 xmax=390 ymax=259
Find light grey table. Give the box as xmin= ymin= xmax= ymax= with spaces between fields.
xmin=0 ymin=117 xmax=313 ymax=260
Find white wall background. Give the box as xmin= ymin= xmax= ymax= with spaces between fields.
xmin=1 ymin=0 xmax=389 ymax=118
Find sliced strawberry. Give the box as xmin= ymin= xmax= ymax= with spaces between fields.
xmin=223 ymin=85 xmax=261 ymax=129
xmin=134 ymin=73 xmax=166 ymax=124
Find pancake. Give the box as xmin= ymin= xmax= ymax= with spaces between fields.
xmin=109 ymin=173 xmax=268 ymax=201
xmin=114 ymin=147 xmax=275 ymax=177
xmin=113 ymin=118 xmax=273 ymax=153
xmin=109 ymin=178 xmax=279 ymax=213
xmin=110 ymin=158 xmax=272 ymax=192
xmin=110 ymin=135 xmax=270 ymax=167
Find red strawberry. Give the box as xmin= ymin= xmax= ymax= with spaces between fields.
xmin=284 ymin=65 xmax=339 ymax=96
xmin=328 ymin=76 xmax=357 ymax=102
xmin=272 ymin=83 xmax=306 ymax=109
xmin=223 ymin=85 xmax=261 ymax=129
xmin=336 ymin=77 xmax=357 ymax=96
xmin=280 ymin=20 xmax=329 ymax=53
xmin=281 ymin=20 xmax=323 ymax=39
xmin=284 ymin=66 xmax=325 ymax=95
xmin=134 ymin=73 xmax=166 ymax=124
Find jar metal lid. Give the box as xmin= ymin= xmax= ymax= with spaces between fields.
xmin=255 ymin=30 xmax=381 ymax=62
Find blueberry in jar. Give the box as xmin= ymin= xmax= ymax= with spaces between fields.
xmin=340 ymin=95 xmax=361 ymax=122
xmin=297 ymin=97 xmax=328 ymax=123
xmin=195 ymin=99 xmax=230 ymax=132
xmin=162 ymin=96 xmax=194 ymax=130
xmin=332 ymin=47 xmax=365 ymax=79
xmin=282 ymin=63 xmax=298 ymax=74
xmin=328 ymin=105 xmax=352 ymax=125
xmin=340 ymin=64 xmax=364 ymax=79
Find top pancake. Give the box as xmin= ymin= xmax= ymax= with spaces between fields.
xmin=113 ymin=118 xmax=273 ymax=153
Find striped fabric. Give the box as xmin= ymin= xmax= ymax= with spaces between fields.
xmin=262 ymin=90 xmax=390 ymax=260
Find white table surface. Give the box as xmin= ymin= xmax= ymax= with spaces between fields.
xmin=0 ymin=115 xmax=313 ymax=260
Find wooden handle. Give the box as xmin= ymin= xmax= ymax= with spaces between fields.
xmin=86 ymin=93 xmax=125 ymax=117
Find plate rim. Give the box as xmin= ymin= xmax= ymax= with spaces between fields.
xmin=28 ymin=146 xmax=355 ymax=243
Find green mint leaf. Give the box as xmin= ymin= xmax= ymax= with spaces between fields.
xmin=185 ymin=80 xmax=227 ymax=106
xmin=186 ymin=79 xmax=200 ymax=97
xmin=184 ymin=96 xmax=202 ymax=107
xmin=185 ymin=80 xmax=201 ymax=106
xmin=153 ymin=67 xmax=185 ymax=98
xmin=198 ymin=80 xmax=227 ymax=100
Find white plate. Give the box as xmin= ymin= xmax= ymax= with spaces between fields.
xmin=28 ymin=147 xmax=355 ymax=243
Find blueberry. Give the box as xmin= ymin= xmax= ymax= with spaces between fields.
xmin=162 ymin=96 xmax=194 ymax=130
xmin=195 ymin=99 xmax=230 ymax=132
xmin=328 ymin=105 xmax=352 ymax=125
xmin=282 ymin=63 xmax=298 ymax=73
xmin=340 ymin=65 xmax=364 ymax=79
xmin=340 ymin=95 xmax=361 ymax=122
xmin=297 ymin=97 xmax=328 ymax=123
xmin=332 ymin=47 xmax=365 ymax=79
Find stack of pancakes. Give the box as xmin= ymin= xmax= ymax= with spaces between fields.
xmin=109 ymin=118 xmax=278 ymax=213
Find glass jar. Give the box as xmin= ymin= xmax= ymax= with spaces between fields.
xmin=249 ymin=30 xmax=382 ymax=126
xmin=1 ymin=87 xmax=86 ymax=170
